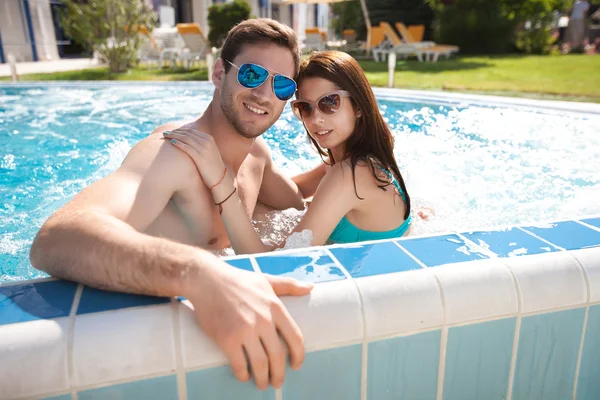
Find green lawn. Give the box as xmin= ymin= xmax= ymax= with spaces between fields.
xmin=2 ymin=54 xmax=599 ymax=103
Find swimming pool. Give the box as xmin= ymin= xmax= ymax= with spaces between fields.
xmin=1 ymin=82 xmax=599 ymax=283
xmin=1 ymin=82 xmax=600 ymax=400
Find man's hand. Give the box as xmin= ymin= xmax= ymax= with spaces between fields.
xmin=186 ymin=260 xmax=313 ymax=390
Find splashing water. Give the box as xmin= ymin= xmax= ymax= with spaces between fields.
xmin=1 ymin=84 xmax=599 ymax=281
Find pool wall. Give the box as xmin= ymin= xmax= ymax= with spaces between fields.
xmin=1 ymin=216 xmax=599 ymax=400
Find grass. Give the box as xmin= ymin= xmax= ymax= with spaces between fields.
xmin=2 ymin=54 xmax=599 ymax=103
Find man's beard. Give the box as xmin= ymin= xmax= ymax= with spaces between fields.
xmin=220 ymin=83 xmax=273 ymax=139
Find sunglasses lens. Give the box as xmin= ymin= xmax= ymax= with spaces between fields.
xmin=291 ymin=102 xmax=313 ymax=121
xmin=273 ymin=75 xmax=297 ymax=101
xmin=237 ymin=63 xmax=269 ymax=88
xmin=318 ymin=94 xmax=342 ymax=115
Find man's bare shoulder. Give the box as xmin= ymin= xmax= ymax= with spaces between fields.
xmin=120 ymin=125 xmax=199 ymax=180
xmin=249 ymin=137 xmax=274 ymax=163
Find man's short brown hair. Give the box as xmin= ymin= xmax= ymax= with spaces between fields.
xmin=220 ymin=18 xmax=300 ymax=78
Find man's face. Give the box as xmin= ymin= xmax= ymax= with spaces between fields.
xmin=219 ymin=43 xmax=296 ymax=139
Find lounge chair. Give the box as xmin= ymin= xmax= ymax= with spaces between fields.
xmin=176 ymin=23 xmax=210 ymax=69
xmin=372 ymin=22 xmax=418 ymax=62
xmin=152 ymin=26 xmax=185 ymax=68
xmin=305 ymin=28 xmax=327 ymax=51
xmin=137 ymin=26 xmax=162 ymax=68
xmin=395 ymin=22 xmax=459 ymax=61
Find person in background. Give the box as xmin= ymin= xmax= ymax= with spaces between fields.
xmin=568 ymin=0 xmax=590 ymax=50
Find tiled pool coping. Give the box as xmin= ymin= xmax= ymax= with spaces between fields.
xmin=1 ymin=215 xmax=599 ymax=399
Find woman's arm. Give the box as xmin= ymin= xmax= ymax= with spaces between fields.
xmin=291 ymin=162 xmax=328 ymax=199
xmin=167 ymin=128 xmax=357 ymax=254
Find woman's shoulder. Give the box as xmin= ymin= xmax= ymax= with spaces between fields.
xmin=325 ymin=160 xmax=382 ymax=192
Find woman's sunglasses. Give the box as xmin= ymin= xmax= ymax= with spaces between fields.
xmin=290 ymin=90 xmax=352 ymax=121
xmin=224 ymin=60 xmax=297 ymax=101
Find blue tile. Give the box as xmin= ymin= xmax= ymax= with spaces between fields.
xmin=580 ymin=217 xmax=600 ymax=230
xmin=42 ymin=395 xmax=71 ymax=400
xmin=396 ymin=234 xmax=489 ymax=267
xmin=78 ymin=374 xmax=177 ymax=400
xmin=443 ymin=318 xmax=516 ymax=400
xmin=523 ymin=221 xmax=600 ymax=250
xmin=187 ymin=365 xmax=275 ymax=400
xmin=329 ymin=242 xmax=423 ymax=278
xmin=283 ymin=345 xmax=362 ymax=400
xmin=77 ymin=286 xmax=170 ymax=315
xmin=0 ymin=280 xmax=77 ymax=326
xmin=225 ymin=257 xmax=254 ymax=271
xmin=461 ymin=228 xmax=558 ymax=258
xmin=254 ymin=250 xmax=345 ymax=283
xmin=512 ymin=308 xmax=586 ymax=400
xmin=368 ymin=330 xmax=441 ymax=400
xmin=575 ymin=305 xmax=600 ymax=400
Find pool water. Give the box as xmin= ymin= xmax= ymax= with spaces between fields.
xmin=1 ymin=83 xmax=599 ymax=282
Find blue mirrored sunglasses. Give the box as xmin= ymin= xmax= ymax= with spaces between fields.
xmin=224 ymin=60 xmax=297 ymax=101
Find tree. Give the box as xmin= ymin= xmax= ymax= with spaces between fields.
xmin=60 ymin=0 xmax=157 ymax=73
xmin=208 ymin=0 xmax=252 ymax=48
xmin=331 ymin=1 xmax=367 ymax=40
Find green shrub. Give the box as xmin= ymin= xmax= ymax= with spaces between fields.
xmin=428 ymin=0 xmax=516 ymax=54
xmin=331 ymin=0 xmax=367 ymax=40
xmin=60 ymin=0 xmax=157 ymax=73
xmin=207 ymin=0 xmax=252 ymax=48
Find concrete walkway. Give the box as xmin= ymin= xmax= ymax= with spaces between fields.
xmin=0 ymin=58 xmax=104 ymax=78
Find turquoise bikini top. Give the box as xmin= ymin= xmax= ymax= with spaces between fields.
xmin=327 ymin=167 xmax=411 ymax=244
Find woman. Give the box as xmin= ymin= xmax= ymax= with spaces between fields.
xmin=168 ymin=51 xmax=417 ymax=254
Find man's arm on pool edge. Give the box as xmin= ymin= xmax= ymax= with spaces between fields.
xmin=29 ymin=136 xmax=313 ymax=389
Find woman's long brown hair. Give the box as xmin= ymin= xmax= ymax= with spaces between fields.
xmin=296 ymin=51 xmax=411 ymax=218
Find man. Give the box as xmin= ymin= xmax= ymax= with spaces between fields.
xmin=29 ymin=19 xmax=311 ymax=391
xmin=568 ymin=0 xmax=590 ymax=50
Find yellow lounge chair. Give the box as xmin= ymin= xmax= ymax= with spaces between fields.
xmin=176 ymin=23 xmax=209 ymax=68
xmin=372 ymin=22 xmax=418 ymax=62
xmin=395 ymin=22 xmax=459 ymax=61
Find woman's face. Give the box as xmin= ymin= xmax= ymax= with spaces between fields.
xmin=295 ymin=77 xmax=359 ymax=153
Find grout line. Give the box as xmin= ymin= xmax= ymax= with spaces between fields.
xmin=394 ymin=239 xmax=450 ymax=400
xmin=249 ymin=257 xmax=261 ymax=273
xmin=567 ymin=250 xmax=592 ymax=400
xmin=324 ymin=248 xmax=369 ymax=400
xmin=506 ymin=316 xmax=522 ymax=400
xmin=432 ymin=272 xmax=448 ymax=400
xmin=275 ymin=388 xmax=283 ymax=400
xmin=392 ymin=241 xmax=429 ymax=269
xmin=500 ymin=256 xmax=524 ymax=400
xmin=574 ymin=219 xmax=600 ymax=233
xmin=572 ymin=306 xmax=589 ymax=400
xmin=171 ymin=298 xmax=188 ymax=400
xmin=69 ymin=370 xmax=178 ymax=393
xmin=67 ymin=284 xmax=84 ymax=400
xmin=516 ymin=227 xmax=565 ymax=251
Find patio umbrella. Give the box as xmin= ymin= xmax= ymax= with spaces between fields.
xmin=278 ymin=0 xmax=373 ymax=51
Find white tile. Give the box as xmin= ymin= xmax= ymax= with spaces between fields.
xmin=72 ymin=304 xmax=175 ymax=387
xmin=503 ymin=251 xmax=587 ymax=314
xmin=281 ymin=279 xmax=363 ymax=352
xmin=434 ymin=259 xmax=519 ymax=324
xmin=570 ymin=247 xmax=600 ymax=303
xmin=179 ymin=279 xmax=363 ymax=370
xmin=0 ymin=318 xmax=69 ymax=399
xmin=357 ymin=269 xmax=443 ymax=339
xmin=178 ymin=299 xmax=228 ymax=369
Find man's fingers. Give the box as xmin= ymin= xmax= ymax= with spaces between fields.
xmin=265 ymin=274 xmax=314 ymax=296
xmin=220 ymin=342 xmax=251 ymax=383
xmin=273 ymin=302 xmax=305 ymax=371
xmin=260 ymin=327 xmax=287 ymax=388
xmin=243 ymin=336 xmax=270 ymax=390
